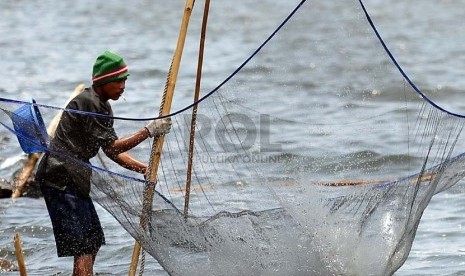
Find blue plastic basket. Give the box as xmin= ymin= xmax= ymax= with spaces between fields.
xmin=11 ymin=99 xmax=49 ymax=153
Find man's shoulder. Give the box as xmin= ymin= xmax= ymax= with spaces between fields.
xmin=73 ymin=87 xmax=95 ymax=103
xmin=68 ymin=87 xmax=106 ymax=112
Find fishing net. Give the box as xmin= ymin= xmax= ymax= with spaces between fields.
xmin=2 ymin=0 xmax=465 ymax=275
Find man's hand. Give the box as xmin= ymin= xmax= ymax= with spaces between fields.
xmin=145 ymin=118 xmax=172 ymax=137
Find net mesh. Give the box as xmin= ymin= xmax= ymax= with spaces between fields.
xmin=2 ymin=0 xmax=465 ymax=275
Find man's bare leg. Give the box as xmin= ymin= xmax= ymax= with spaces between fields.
xmin=73 ymin=254 xmax=96 ymax=276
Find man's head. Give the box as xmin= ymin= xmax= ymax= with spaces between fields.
xmin=92 ymin=51 xmax=129 ymax=101
xmin=92 ymin=51 xmax=130 ymax=87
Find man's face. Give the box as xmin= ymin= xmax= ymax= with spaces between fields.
xmin=100 ymin=78 xmax=126 ymax=101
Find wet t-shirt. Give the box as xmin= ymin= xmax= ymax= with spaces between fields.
xmin=36 ymin=87 xmax=118 ymax=197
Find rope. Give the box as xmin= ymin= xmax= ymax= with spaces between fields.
xmin=3 ymin=0 xmax=463 ymax=123
xmin=2 ymin=0 xmax=464 ymax=125
xmin=0 ymin=0 xmax=309 ymax=122
xmin=358 ymin=0 xmax=465 ymax=119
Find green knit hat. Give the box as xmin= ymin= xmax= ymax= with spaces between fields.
xmin=92 ymin=51 xmax=130 ymax=86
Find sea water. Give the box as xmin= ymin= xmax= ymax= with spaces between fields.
xmin=1 ymin=0 xmax=465 ymax=275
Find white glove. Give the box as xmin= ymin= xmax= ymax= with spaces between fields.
xmin=145 ymin=118 xmax=172 ymax=137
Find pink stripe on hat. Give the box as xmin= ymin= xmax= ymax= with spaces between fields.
xmin=92 ymin=65 xmax=128 ymax=82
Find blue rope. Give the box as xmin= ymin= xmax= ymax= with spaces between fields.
xmin=358 ymin=0 xmax=465 ymax=118
xmin=373 ymin=151 xmax=465 ymax=189
xmin=0 ymin=0 xmax=308 ymax=122
xmin=166 ymin=0 xmax=308 ymax=118
xmin=0 ymin=119 xmax=180 ymax=212
xmin=2 ymin=1 xmax=461 ymax=121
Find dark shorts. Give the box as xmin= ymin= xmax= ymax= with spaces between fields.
xmin=41 ymin=185 xmax=105 ymax=257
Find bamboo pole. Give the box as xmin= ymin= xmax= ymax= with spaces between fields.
xmin=12 ymin=153 xmax=40 ymax=198
xmin=184 ymin=0 xmax=211 ymax=219
xmin=128 ymin=1 xmax=195 ymax=275
xmin=13 ymin=233 xmax=27 ymax=276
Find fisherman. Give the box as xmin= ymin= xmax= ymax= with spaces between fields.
xmin=35 ymin=51 xmax=170 ymax=276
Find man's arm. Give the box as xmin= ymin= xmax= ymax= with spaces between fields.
xmin=102 ymin=118 xmax=171 ymax=173
xmin=103 ymin=118 xmax=171 ymax=156
xmin=102 ymin=128 xmax=149 ymax=173
xmin=104 ymin=128 xmax=150 ymax=157
xmin=110 ymin=151 xmax=147 ymax=174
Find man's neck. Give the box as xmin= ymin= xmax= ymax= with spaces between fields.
xmin=92 ymin=85 xmax=109 ymax=102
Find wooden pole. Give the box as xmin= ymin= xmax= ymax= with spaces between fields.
xmin=12 ymin=153 xmax=40 ymax=198
xmin=128 ymin=1 xmax=195 ymax=275
xmin=13 ymin=233 xmax=27 ymax=276
xmin=184 ymin=0 xmax=211 ymax=219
